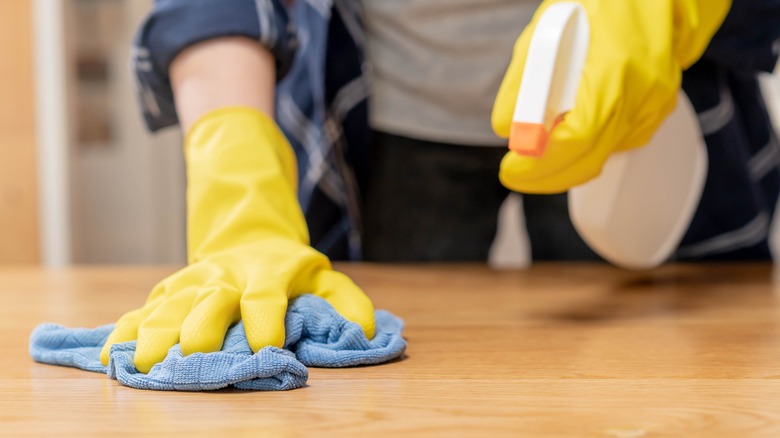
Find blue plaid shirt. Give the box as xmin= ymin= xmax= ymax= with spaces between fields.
xmin=133 ymin=0 xmax=780 ymax=261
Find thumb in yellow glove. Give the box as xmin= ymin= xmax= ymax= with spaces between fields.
xmin=492 ymin=0 xmax=731 ymax=194
xmin=100 ymin=107 xmax=375 ymax=373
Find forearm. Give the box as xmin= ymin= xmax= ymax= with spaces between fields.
xmin=170 ymin=36 xmax=276 ymax=132
xmin=168 ymin=36 xmax=305 ymax=261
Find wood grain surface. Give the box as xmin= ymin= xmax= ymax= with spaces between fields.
xmin=2 ymin=263 xmax=780 ymax=436
xmin=0 ymin=0 xmax=40 ymax=264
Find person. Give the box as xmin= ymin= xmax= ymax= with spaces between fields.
xmin=101 ymin=0 xmax=780 ymax=373
xmin=359 ymin=0 xmax=598 ymax=262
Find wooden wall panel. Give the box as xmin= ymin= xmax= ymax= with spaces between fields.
xmin=0 ymin=0 xmax=40 ymax=263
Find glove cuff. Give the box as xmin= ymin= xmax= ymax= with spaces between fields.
xmin=184 ymin=106 xmax=309 ymax=263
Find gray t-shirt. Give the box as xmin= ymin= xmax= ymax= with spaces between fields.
xmin=364 ymin=0 xmax=540 ymax=146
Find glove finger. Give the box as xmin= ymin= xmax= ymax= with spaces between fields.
xmin=309 ymin=269 xmax=376 ymax=340
xmin=241 ymin=283 xmax=289 ymax=352
xmin=179 ymin=285 xmax=242 ymax=356
xmin=134 ymin=290 xmax=198 ymax=373
xmin=506 ymin=65 xmax=620 ymax=182
xmin=499 ymin=149 xmax=606 ymax=194
xmin=513 ymin=84 xmax=680 ymax=193
xmin=99 ymin=302 xmax=158 ymax=366
xmin=499 ymin=102 xmax=625 ymax=194
xmin=240 ymin=245 xmax=332 ymax=352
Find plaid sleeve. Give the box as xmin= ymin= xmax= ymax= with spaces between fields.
xmin=676 ymin=1 xmax=780 ymax=260
xmin=132 ymin=0 xmax=298 ymax=132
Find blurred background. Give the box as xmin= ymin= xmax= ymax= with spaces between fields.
xmin=1 ymin=0 xmax=184 ymax=266
xmin=1 ymin=1 xmax=780 ymax=266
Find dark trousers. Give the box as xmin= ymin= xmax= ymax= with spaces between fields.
xmin=362 ymin=131 xmax=600 ymax=262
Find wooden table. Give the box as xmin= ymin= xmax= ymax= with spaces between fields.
xmin=3 ymin=264 xmax=780 ymax=436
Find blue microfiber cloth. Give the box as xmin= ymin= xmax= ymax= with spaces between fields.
xmin=29 ymin=294 xmax=406 ymax=391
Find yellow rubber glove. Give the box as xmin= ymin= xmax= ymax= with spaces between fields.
xmin=100 ymin=107 xmax=375 ymax=373
xmin=492 ymin=0 xmax=731 ymax=194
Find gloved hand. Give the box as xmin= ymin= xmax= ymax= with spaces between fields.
xmin=100 ymin=107 xmax=375 ymax=373
xmin=492 ymin=0 xmax=731 ymax=194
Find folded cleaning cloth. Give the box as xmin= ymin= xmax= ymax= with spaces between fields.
xmin=29 ymin=295 xmax=405 ymax=391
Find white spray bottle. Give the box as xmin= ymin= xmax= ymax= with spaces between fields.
xmin=509 ymin=2 xmax=708 ymax=269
